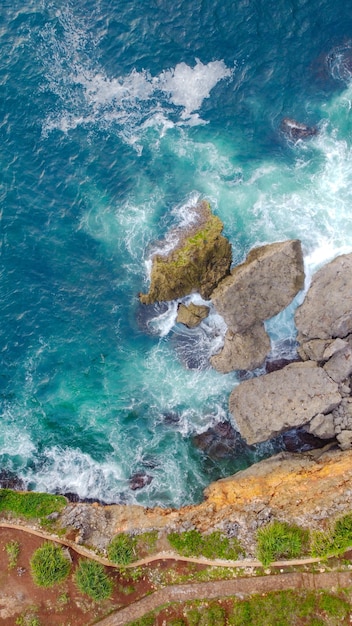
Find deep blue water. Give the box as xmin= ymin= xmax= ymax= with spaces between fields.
xmin=1 ymin=0 xmax=352 ymax=507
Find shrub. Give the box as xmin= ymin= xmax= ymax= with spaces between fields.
xmin=107 ymin=533 xmax=137 ymax=565
xmin=30 ymin=542 xmax=70 ymax=587
xmin=256 ymin=520 xmax=308 ymax=566
xmin=74 ymin=559 xmax=113 ymax=601
xmin=5 ymin=540 xmax=20 ymax=569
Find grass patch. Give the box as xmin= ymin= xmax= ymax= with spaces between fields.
xmin=0 ymin=489 xmax=66 ymax=520
xmin=5 ymin=540 xmax=20 ymax=569
xmin=74 ymin=559 xmax=113 ymax=602
xmin=311 ymin=512 xmax=352 ymax=558
xmin=107 ymin=533 xmax=137 ymax=565
xmin=256 ymin=520 xmax=309 ymax=566
xmin=30 ymin=542 xmax=71 ymax=587
xmin=167 ymin=529 xmax=242 ymax=560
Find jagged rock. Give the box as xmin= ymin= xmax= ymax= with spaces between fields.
xmin=139 ymin=201 xmax=232 ymax=304
xmin=211 ymin=240 xmax=304 ymax=334
xmin=210 ymin=324 xmax=270 ymax=373
xmin=0 ymin=470 xmax=25 ymax=490
xmin=281 ymin=426 xmax=331 ymax=450
xmin=305 ymin=413 xmax=336 ymax=440
xmin=298 ymin=339 xmax=333 ymax=362
xmin=295 ymin=253 xmax=352 ymax=342
xmin=323 ymin=342 xmax=352 ymax=383
xmin=323 ymin=338 xmax=348 ymax=361
xmin=336 ymin=430 xmax=352 ymax=451
xmin=229 ymin=361 xmax=341 ymax=445
xmin=176 ymin=302 xmax=210 ymax=328
xmin=265 ymin=357 xmax=301 ymax=373
xmin=192 ymin=421 xmax=245 ymax=459
xmin=281 ymin=117 xmax=318 ymax=140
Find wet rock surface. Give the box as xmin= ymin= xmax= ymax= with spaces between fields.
xmin=192 ymin=421 xmax=246 ymax=459
xmin=176 ymin=302 xmax=210 ymax=328
xmin=280 ymin=117 xmax=318 ymax=141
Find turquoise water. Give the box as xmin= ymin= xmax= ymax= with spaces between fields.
xmin=2 ymin=1 xmax=352 ymax=506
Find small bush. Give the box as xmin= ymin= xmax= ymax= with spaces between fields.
xmin=75 ymin=559 xmax=113 ymax=601
xmin=30 ymin=542 xmax=70 ymax=587
xmin=256 ymin=520 xmax=308 ymax=566
xmin=5 ymin=540 xmax=20 ymax=569
xmin=107 ymin=533 xmax=137 ymax=565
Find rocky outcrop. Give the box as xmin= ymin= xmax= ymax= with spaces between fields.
xmin=210 ymin=324 xmax=270 ymax=372
xmin=176 ymin=302 xmax=210 ymax=328
xmin=210 ymin=240 xmax=304 ymax=373
xmin=229 ymin=362 xmax=341 ymax=445
xmin=139 ymin=201 xmax=232 ymax=304
xmin=280 ymin=118 xmax=318 ymax=141
xmin=295 ymin=253 xmax=352 ymax=342
xmin=58 ymin=449 xmax=352 ymax=557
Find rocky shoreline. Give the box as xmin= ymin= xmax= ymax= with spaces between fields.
xmin=3 ymin=200 xmax=352 ymax=556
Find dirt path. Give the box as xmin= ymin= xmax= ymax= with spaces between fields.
xmin=0 ymin=521 xmax=324 ymax=570
xmin=95 ymin=571 xmax=352 ymax=626
xmin=2 ymin=520 xmax=351 ymax=626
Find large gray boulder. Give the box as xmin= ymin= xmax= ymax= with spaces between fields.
xmin=210 ymin=324 xmax=270 ymax=373
xmin=211 ymin=240 xmax=304 ymax=334
xmin=295 ymin=253 xmax=352 ymax=342
xmin=229 ymin=362 xmax=341 ymax=445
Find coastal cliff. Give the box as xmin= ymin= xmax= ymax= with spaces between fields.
xmin=58 ymin=447 xmax=352 ymax=556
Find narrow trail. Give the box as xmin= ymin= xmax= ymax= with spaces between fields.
xmin=0 ymin=521 xmax=323 ymax=569
xmin=2 ymin=520 xmax=351 ymax=626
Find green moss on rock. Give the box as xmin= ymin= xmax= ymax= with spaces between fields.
xmin=139 ymin=201 xmax=232 ymax=304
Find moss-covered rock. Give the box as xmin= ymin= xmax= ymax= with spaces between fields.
xmin=139 ymin=201 xmax=232 ymax=304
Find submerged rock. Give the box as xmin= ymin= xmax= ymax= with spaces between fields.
xmin=193 ymin=420 xmax=245 ymax=459
xmin=211 ymin=324 xmax=270 ymax=373
xmin=229 ymin=361 xmax=341 ymax=445
xmin=211 ymin=239 xmax=304 ymax=334
xmin=176 ymin=302 xmax=210 ymax=328
xmin=129 ymin=472 xmax=153 ymax=491
xmin=281 ymin=117 xmax=318 ymax=140
xmin=139 ymin=201 xmax=232 ymax=304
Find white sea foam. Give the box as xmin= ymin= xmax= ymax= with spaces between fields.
xmin=40 ymin=8 xmax=233 ymax=145
xmin=27 ymin=446 xmax=125 ymax=503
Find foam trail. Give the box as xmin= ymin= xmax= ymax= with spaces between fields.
xmin=40 ymin=9 xmax=234 ymax=145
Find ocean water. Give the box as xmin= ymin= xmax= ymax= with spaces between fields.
xmin=2 ymin=0 xmax=352 ymax=507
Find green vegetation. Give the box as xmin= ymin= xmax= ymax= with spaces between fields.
xmin=256 ymin=520 xmax=309 ymax=566
xmin=15 ymin=611 xmax=41 ymax=626
xmin=30 ymin=542 xmax=71 ymax=587
xmin=126 ymin=589 xmax=352 ymax=626
xmin=228 ymin=589 xmax=350 ymax=625
xmin=107 ymin=533 xmax=137 ymax=565
xmin=311 ymin=512 xmax=352 ymax=558
xmin=0 ymin=489 xmax=66 ymax=519
xmin=136 ymin=530 xmax=158 ymax=553
xmin=167 ymin=530 xmax=242 ymax=560
xmin=5 ymin=539 xmax=20 ymax=569
xmin=127 ymin=616 xmax=154 ymax=626
xmin=74 ymin=559 xmax=113 ymax=601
